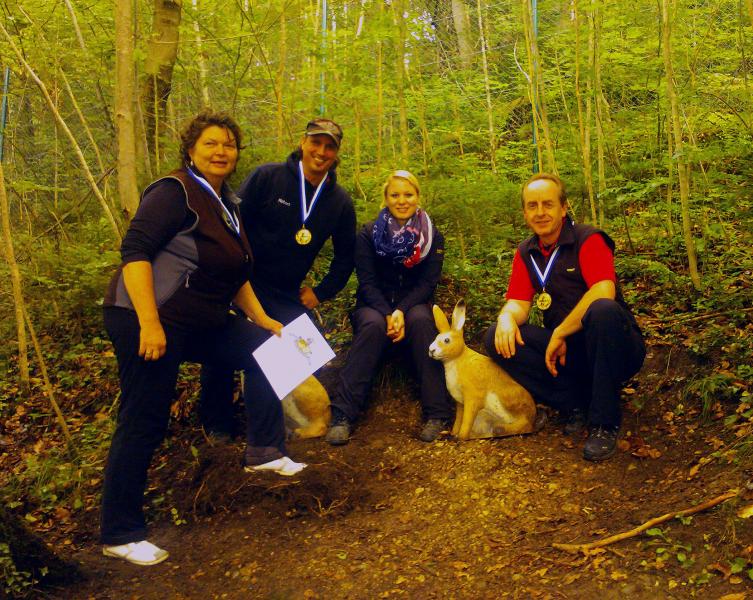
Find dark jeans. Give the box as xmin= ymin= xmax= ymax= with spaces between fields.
xmin=330 ymin=304 xmax=454 ymax=424
xmin=101 ymin=307 xmax=284 ymax=545
xmin=482 ymin=299 xmax=645 ymax=428
xmin=198 ymin=279 xmax=309 ymax=440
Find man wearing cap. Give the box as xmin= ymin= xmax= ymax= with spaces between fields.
xmin=483 ymin=173 xmax=645 ymax=462
xmin=199 ymin=119 xmax=356 ymax=452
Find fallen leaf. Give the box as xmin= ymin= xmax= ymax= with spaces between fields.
xmin=737 ymin=504 xmax=753 ymax=519
xmin=718 ymin=594 xmax=747 ymax=600
xmin=708 ymin=562 xmax=731 ymax=578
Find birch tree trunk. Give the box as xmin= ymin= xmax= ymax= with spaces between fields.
xmin=451 ymin=0 xmax=474 ymax=69
xmin=661 ymin=0 xmax=701 ymax=290
xmin=142 ymin=0 xmax=182 ymax=170
xmin=192 ymin=0 xmax=211 ymax=108
xmin=114 ymin=0 xmax=140 ymax=220
xmin=575 ymin=0 xmax=594 ymax=221
xmin=477 ymin=0 xmax=497 ymax=173
xmin=394 ymin=0 xmax=409 ymax=162
xmin=0 ymin=161 xmax=29 ymax=393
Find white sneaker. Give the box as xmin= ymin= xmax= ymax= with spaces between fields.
xmin=103 ymin=540 xmax=169 ymax=566
xmin=244 ymin=456 xmax=307 ymax=477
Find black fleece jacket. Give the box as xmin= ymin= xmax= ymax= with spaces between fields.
xmin=355 ymin=220 xmax=445 ymax=316
xmin=238 ymin=152 xmax=356 ymax=301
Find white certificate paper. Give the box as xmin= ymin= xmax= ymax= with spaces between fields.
xmin=252 ymin=313 xmax=336 ymax=400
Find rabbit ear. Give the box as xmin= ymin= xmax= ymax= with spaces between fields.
xmin=432 ymin=305 xmax=451 ymax=333
xmin=451 ymin=299 xmax=466 ymax=331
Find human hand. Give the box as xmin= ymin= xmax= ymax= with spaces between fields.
xmin=545 ymin=330 xmax=567 ymax=377
xmin=260 ymin=316 xmax=284 ymax=337
xmin=299 ymin=286 xmax=320 ymax=309
xmin=139 ymin=319 xmax=167 ymax=361
xmin=387 ymin=309 xmax=405 ymax=343
xmin=494 ymin=312 xmax=524 ymax=358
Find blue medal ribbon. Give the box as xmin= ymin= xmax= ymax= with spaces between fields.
xmin=186 ymin=167 xmax=240 ymax=235
xmin=530 ymin=246 xmax=560 ymax=292
xmin=298 ymin=161 xmax=328 ymax=230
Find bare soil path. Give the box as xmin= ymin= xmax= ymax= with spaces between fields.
xmin=51 ymin=346 xmax=752 ymax=599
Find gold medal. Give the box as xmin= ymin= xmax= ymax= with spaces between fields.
xmin=295 ymin=227 xmax=312 ymax=245
xmin=536 ymin=292 xmax=552 ymax=311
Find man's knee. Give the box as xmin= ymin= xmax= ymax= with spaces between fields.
xmin=583 ymin=298 xmax=623 ymax=327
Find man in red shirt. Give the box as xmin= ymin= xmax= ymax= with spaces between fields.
xmin=483 ymin=173 xmax=645 ymax=461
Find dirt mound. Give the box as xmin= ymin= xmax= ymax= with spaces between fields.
xmin=171 ymin=443 xmax=368 ymax=521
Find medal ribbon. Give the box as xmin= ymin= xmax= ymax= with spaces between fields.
xmin=298 ymin=161 xmax=328 ymax=229
xmin=530 ymin=246 xmax=561 ymax=291
xmin=186 ymin=168 xmax=240 ymax=234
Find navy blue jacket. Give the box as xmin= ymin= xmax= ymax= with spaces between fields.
xmin=238 ymin=152 xmax=356 ymax=301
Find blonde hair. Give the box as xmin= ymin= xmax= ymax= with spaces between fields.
xmin=382 ymin=170 xmax=421 ymax=206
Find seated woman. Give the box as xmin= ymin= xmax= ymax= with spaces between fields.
xmin=100 ymin=110 xmax=305 ymax=566
xmin=325 ymin=170 xmax=454 ymax=445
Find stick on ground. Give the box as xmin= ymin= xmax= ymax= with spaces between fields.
xmin=552 ymin=490 xmax=739 ymax=553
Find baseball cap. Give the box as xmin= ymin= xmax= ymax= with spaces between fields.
xmin=305 ymin=119 xmax=343 ymax=148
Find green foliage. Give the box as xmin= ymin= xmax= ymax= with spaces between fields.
xmin=0 ymin=542 xmax=37 ymax=599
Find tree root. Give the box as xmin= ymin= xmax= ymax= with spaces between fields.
xmin=552 ymin=489 xmax=739 ymax=553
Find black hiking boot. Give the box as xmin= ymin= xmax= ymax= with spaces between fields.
xmin=583 ymin=426 xmax=619 ymax=462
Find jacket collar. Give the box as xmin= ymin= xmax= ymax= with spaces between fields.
xmin=522 ymin=217 xmax=576 ymax=256
xmin=285 ymin=151 xmax=338 ymax=188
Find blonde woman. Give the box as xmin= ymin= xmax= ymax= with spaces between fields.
xmin=326 ymin=171 xmax=453 ymax=445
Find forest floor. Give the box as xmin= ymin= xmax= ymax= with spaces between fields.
xmin=31 ymin=338 xmax=752 ymax=600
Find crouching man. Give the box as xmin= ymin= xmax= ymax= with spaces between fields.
xmin=483 ymin=173 xmax=645 ymax=461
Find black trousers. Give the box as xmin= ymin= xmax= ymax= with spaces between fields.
xmin=101 ymin=307 xmax=283 ymax=545
xmin=198 ymin=279 xmax=309 ymax=440
xmin=330 ymin=304 xmax=454 ymax=424
xmin=482 ymin=299 xmax=645 ymax=428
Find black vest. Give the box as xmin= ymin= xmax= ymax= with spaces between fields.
xmin=518 ymin=220 xmax=635 ymax=330
xmin=105 ymin=169 xmax=253 ymax=329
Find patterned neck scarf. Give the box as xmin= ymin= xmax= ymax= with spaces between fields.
xmin=372 ymin=207 xmax=433 ymax=268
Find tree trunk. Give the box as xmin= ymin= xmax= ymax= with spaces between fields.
xmin=142 ymin=0 xmax=182 ymax=171
xmin=62 ymin=0 xmax=115 ymax=135
xmin=394 ymin=0 xmax=409 ymax=162
xmin=593 ymin=4 xmax=607 ymax=227
xmin=276 ymin=1 xmax=287 ymax=152
xmin=114 ymin=0 xmax=140 ymax=220
xmin=521 ymin=0 xmax=556 ymax=173
xmin=0 ymin=161 xmax=29 ymax=394
xmin=661 ymin=0 xmax=701 ymax=290
xmin=192 ymin=0 xmax=211 ymax=108
xmin=451 ymin=0 xmax=474 ymax=69
xmin=476 ymin=0 xmax=497 ymax=173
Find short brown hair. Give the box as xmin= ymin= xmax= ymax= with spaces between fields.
xmin=179 ymin=110 xmax=242 ymax=167
xmin=521 ymin=172 xmax=567 ymax=206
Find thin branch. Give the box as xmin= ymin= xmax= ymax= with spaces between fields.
xmin=552 ymin=490 xmax=739 ymax=553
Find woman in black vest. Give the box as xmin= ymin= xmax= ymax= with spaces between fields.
xmin=326 ymin=170 xmax=454 ymax=445
xmin=101 ymin=111 xmax=305 ymax=566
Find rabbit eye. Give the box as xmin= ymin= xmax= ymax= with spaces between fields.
xmin=444 ymin=337 xmax=451 ymax=343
